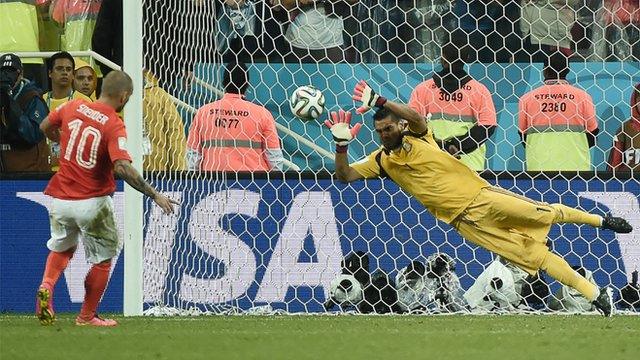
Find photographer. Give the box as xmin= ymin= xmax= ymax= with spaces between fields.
xmin=0 ymin=54 xmax=50 ymax=173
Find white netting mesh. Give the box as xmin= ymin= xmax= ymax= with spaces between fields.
xmin=140 ymin=0 xmax=640 ymax=315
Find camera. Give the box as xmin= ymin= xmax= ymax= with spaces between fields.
xmin=0 ymin=67 xmax=19 ymax=96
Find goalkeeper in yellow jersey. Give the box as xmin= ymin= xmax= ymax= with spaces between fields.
xmin=325 ymin=80 xmax=634 ymax=317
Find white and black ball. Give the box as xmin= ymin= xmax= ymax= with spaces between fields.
xmin=289 ymin=85 xmax=325 ymax=120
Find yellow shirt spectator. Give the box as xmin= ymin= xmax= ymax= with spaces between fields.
xmin=0 ymin=1 xmax=45 ymax=65
xmin=43 ymin=90 xmax=92 ymax=112
xmin=142 ymin=71 xmax=187 ymax=171
xmin=51 ymin=0 xmax=102 ymax=52
xmin=73 ymin=58 xmax=97 ymax=100
xmin=51 ymin=0 xmax=103 ymax=75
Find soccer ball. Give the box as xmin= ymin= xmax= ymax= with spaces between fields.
xmin=289 ymin=85 xmax=325 ymax=120
xmin=329 ymin=274 xmax=363 ymax=304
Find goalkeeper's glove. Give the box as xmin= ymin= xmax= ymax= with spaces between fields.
xmin=352 ymin=80 xmax=387 ymax=114
xmin=324 ymin=109 xmax=362 ymax=153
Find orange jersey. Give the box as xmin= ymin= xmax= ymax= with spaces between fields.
xmin=518 ymin=80 xmax=598 ymax=171
xmin=518 ymin=80 xmax=597 ymax=134
xmin=409 ymin=78 xmax=497 ymax=170
xmin=51 ymin=0 xmax=102 ymax=23
xmin=409 ymin=78 xmax=497 ymax=127
xmin=44 ymin=99 xmax=131 ymax=200
xmin=186 ymin=93 xmax=281 ymax=171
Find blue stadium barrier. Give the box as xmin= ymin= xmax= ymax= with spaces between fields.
xmin=1 ymin=175 xmax=638 ymax=313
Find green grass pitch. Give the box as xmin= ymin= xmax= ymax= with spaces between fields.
xmin=1 ymin=314 xmax=638 ymax=359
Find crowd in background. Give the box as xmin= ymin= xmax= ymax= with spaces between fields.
xmin=1 ymin=0 xmax=639 ymax=175
xmin=2 ymin=1 xmax=639 ymax=72
xmin=217 ymin=0 xmax=640 ymax=63
xmin=2 ymin=0 xmax=639 ymax=85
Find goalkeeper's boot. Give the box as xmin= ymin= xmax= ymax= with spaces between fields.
xmin=601 ymin=216 xmax=633 ymax=233
xmin=592 ymin=287 xmax=615 ymax=317
xmin=36 ymin=284 xmax=55 ymax=326
xmin=75 ymin=314 xmax=118 ymax=327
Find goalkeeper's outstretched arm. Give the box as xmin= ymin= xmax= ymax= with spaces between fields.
xmin=335 ymin=151 xmax=364 ymax=183
xmin=352 ymin=80 xmax=428 ymax=134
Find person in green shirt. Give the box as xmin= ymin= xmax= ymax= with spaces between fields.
xmin=0 ymin=0 xmax=49 ymax=89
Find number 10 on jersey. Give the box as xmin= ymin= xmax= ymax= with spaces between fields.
xmin=64 ymin=119 xmax=102 ymax=170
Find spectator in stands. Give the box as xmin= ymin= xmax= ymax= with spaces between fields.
xmin=354 ymin=0 xmax=453 ymax=63
xmin=91 ymin=0 xmax=121 ymax=77
xmin=417 ymin=0 xmax=456 ymax=62
xmin=454 ymin=0 xmax=514 ymax=62
xmin=39 ymin=1 xmax=62 ymax=52
xmin=144 ymin=0 xmax=216 ymax=93
xmin=0 ymin=1 xmax=49 ymax=90
xmin=409 ymin=35 xmax=497 ymax=171
xmin=281 ymin=0 xmax=357 ymax=62
xmin=608 ymin=83 xmax=640 ymax=171
xmin=573 ymin=0 xmax=603 ymax=59
xmin=143 ymin=70 xmax=187 ymax=171
xmin=590 ymin=0 xmax=640 ymax=61
xmin=49 ymin=0 xmax=104 ymax=66
xmin=187 ymin=62 xmax=283 ymax=171
xmin=0 ymin=54 xmax=50 ymax=172
xmin=215 ymin=0 xmax=289 ymax=63
xmin=44 ymin=52 xmax=93 ymax=111
xmin=519 ymin=0 xmax=580 ymax=62
xmin=518 ymin=53 xmax=599 ymax=171
xmin=43 ymin=51 xmax=92 ymax=171
xmin=73 ymin=58 xmax=97 ymax=100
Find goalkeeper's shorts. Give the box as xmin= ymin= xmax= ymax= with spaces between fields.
xmin=451 ymin=186 xmax=556 ymax=275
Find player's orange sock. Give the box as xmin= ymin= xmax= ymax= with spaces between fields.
xmin=41 ymin=249 xmax=75 ymax=288
xmin=540 ymin=252 xmax=599 ymax=301
xmin=79 ymin=261 xmax=111 ymax=320
xmin=550 ymin=204 xmax=602 ymax=227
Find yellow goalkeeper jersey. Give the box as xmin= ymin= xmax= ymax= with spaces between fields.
xmin=351 ymin=128 xmax=490 ymax=223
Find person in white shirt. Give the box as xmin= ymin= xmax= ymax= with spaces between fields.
xmin=280 ymin=0 xmax=357 ymax=62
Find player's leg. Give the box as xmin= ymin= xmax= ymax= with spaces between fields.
xmin=484 ymin=186 xmax=632 ymax=233
xmin=455 ymin=214 xmax=614 ymax=316
xmin=478 ymin=188 xmax=617 ymax=315
xmin=41 ymin=248 xmax=76 ymax=289
xmin=550 ymin=203 xmax=632 ymax=233
xmin=37 ymin=199 xmax=80 ymax=325
xmin=75 ymin=196 xmax=119 ymax=327
xmin=539 ymin=251 xmax=614 ymax=316
xmin=76 ymin=259 xmax=116 ymax=326
xmin=454 ymin=212 xmax=546 ymax=275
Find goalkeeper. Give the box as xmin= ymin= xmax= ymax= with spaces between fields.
xmin=324 ymin=80 xmax=634 ymax=317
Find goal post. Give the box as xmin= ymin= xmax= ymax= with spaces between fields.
xmin=122 ymin=0 xmax=144 ymax=317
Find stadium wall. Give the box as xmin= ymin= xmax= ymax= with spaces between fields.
xmin=1 ymin=174 xmax=638 ymax=313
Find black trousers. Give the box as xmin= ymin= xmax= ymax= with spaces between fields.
xmin=286 ymin=46 xmax=345 ymax=63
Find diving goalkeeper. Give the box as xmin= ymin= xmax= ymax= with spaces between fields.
xmin=325 ymin=80 xmax=634 ymax=317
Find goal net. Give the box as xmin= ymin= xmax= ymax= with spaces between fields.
xmin=139 ymin=0 xmax=640 ymax=315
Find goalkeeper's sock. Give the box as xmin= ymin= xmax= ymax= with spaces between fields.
xmin=550 ymin=204 xmax=602 ymax=227
xmin=79 ymin=261 xmax=111 ymax=320
xmin=540 ymin=252 xmax=599 ymax=301
xmin=41 ymin=249 xmax=75 ymax=289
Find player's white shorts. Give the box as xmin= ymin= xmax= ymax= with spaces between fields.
xmin=47 ymin=196 xmax=119 ymax=264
